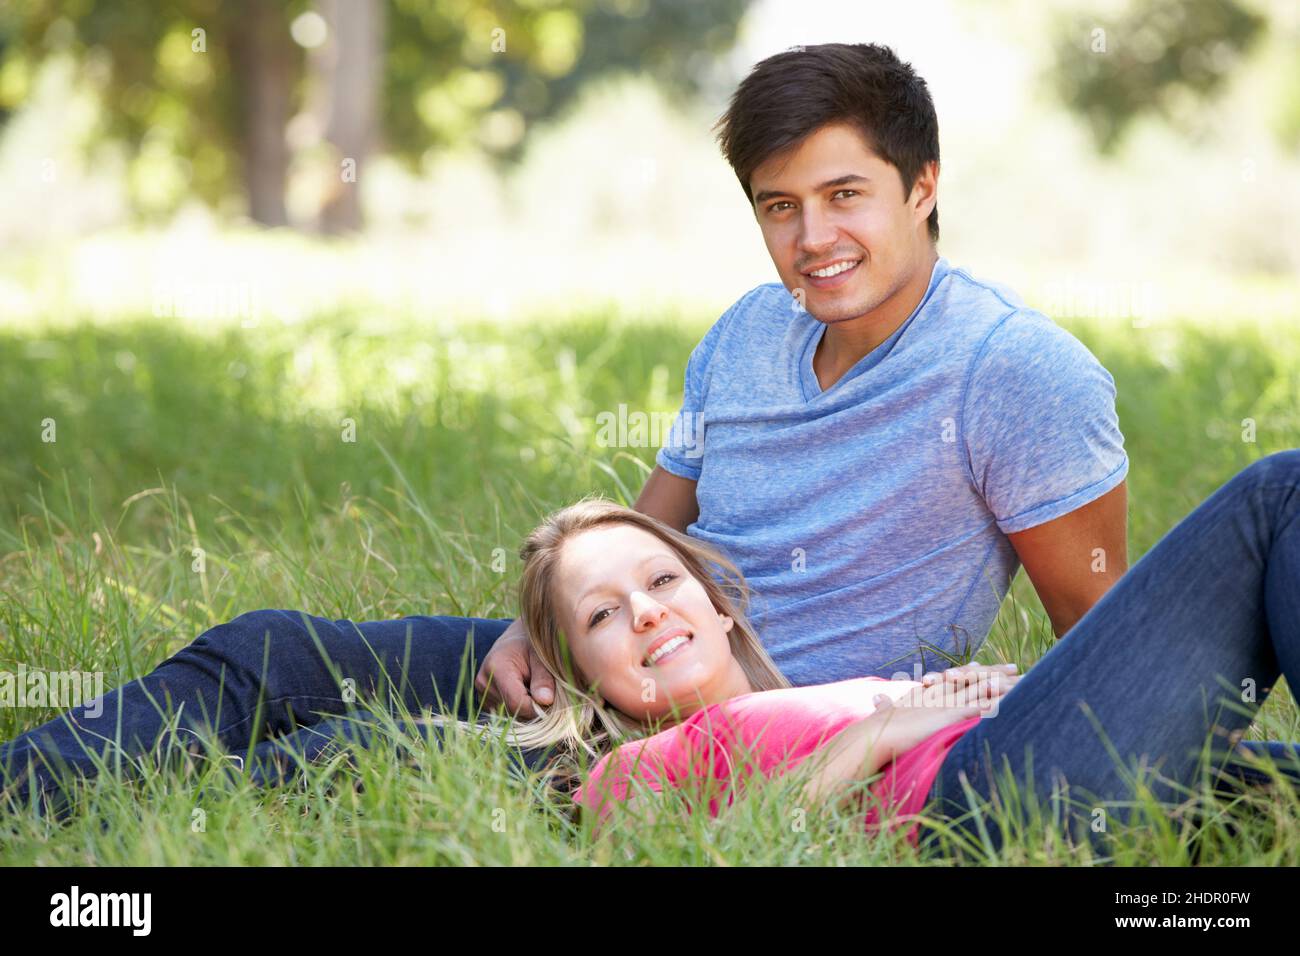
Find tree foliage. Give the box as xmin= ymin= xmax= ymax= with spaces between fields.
xmin=0 ymin=0 xmax=751 ymax=224
xmin=1050 ymin=0 xmax=1268 ymax=154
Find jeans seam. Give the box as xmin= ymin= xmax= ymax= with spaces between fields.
xmin=1259 ymin=480 xmax=1300 ymax=541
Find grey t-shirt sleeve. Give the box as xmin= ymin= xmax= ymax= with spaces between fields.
xmin=960 ymin=310 xmax=1129 ymax=534
xmin=655 ymin=296 xmax=745 ymax=481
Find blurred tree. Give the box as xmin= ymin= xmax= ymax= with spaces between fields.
xmin=0 ymin=0 xmax=751 ymax=231
xmin=1050 ymin=0 xmax=1268 ymax=154
xmin=310 ymin=0 xmax=384 ymax=235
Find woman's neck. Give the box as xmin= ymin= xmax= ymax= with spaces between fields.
xmin=649 ymin=660 xmax=755 ymax=728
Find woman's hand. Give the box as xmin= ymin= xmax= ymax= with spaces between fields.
xmin=919 ymin=660 xmax=1021 ymax=690
xmin=797 ymin=670 xmax=1019 ymax=807
xmin=905 ymin=661 xmax=1022 ymax=703
xmin=869 ymin=665 xmax=1020 ymax=758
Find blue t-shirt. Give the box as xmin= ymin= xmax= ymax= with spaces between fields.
xmin=656 ymin=256 xmax=1128 ymax=685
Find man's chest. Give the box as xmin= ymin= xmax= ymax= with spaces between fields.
xmin=693 ymin=387 xmax=978 ymax=534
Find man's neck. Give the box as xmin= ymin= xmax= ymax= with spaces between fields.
xmin=813 ymin=246 xmax=939 ymax=391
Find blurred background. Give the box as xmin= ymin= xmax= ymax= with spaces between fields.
xmin=2 ymin=0 xmax=1297 ymax=326
xmin=0 ymin=0 xmax=1298 ymax=649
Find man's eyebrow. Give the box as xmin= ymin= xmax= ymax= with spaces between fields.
xmin=577 ymin=553 xmax=678 ymax=611
xmin=753 ymin=173 xmax=871 ymax=207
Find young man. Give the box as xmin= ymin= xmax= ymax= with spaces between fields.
xmin=1 ymin=44 xmax=1128 ymax=809
xmin=477 ymin=42 xmax=1128 ymax=714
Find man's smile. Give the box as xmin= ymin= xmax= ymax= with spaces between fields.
xmin=802 ymin=258 xmax=862 ymax=288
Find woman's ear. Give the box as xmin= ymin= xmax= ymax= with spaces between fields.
xmin=719 ymin=614 xmax=734 ymax=633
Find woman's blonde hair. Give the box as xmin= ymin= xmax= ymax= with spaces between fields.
xmin=424 ymin=494 xmax=790 ymax=792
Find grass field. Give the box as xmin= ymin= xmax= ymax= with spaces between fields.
xmin=3 ymin=297 xmax=1300 ymax=865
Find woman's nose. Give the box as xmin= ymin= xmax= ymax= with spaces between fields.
xmin=630 ymin=592 xmax=668 ymax=627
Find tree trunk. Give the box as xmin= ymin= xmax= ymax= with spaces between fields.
xmin=227 ymin=0 xmax=296 ymax=227
xmin=315 ymin=0 xmax=385 ymax=234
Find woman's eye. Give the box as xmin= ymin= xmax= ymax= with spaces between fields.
xmin=587 ymin=573 xmax=678 ymax=627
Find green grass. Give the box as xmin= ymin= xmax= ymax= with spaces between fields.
xmin=2 ymin=303 xmax=1300 ymax=865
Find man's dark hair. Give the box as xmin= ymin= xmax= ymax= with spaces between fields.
xmin=713 ymin=42 xmax=940 ymax=244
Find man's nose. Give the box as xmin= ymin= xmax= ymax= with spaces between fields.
xmin=798 ymin=205 xmax=838 ymax=250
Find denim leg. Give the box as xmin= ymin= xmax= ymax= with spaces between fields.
xmin=225 ymin=710 xmax=422 ymax=788
xmin=1213 ymin=739 xmax=1300 ymax=793
xmin=919 ymin=450 xmax=1300 ymax=854
xmin=0 ymin=611 xmax=514 ymax=814
xmin=223 ymin=711 xmax=556 ymax=789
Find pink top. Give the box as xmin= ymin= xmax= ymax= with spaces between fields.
xmin=572 ymin=676 xmax=980 ymax=847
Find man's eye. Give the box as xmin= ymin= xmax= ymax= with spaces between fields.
xmin=768 ymin=191 xmax=856 ymax=213
xmin=587 ymin=573 xmax=678 ymax=627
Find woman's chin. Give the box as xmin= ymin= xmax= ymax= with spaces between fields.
xmin=641 ymin=674 xmax=720 ymax=719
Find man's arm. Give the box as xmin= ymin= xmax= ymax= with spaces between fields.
xmin=633 ymin=465 xmax=699 ymax=535
xmin=1005 ymin=480 xmax=1128 ymax=638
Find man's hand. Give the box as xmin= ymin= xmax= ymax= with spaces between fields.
xmin=474 ymin=617 xmax=556 ymax=719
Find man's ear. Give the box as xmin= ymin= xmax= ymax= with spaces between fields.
xmin=912 ymin=159 xmax=939 ymax=221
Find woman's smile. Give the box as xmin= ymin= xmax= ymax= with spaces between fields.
xmin=643 ymin=629 xmax=693 ymax=666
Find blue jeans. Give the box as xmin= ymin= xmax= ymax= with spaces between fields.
xmin=0 ymin=612 xmax=520 ymax=815
xmin=919 ymin=449 xmax=1300 ymax=854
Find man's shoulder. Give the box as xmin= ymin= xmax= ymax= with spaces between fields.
xmin=729 ymin=281 xmax=795 ymax=325
xmin=692 ymin=281 xmax=799 ymax=356
xmin=941 ymin=262 xmax=1028 ymax=313
xmin=934 ymin=266 xmax=1098 ymax=369
xmin=973 ymin=307 xmax=1105 ymax=383
xmin=948 ymin=272 xmax=1120 ymax=441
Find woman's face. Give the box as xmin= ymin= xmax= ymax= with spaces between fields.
xmin=551 ymin=523 xmax=754 ymax=722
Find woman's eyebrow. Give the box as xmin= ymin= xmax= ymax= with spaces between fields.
xmin=576 ymin=553 xmax=678 ymax=607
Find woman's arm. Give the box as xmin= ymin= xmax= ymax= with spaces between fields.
xmin=795 ymin=711 xmax=900 ymax=808
xmin=796 ymin=673 xmax=1018 ymax=808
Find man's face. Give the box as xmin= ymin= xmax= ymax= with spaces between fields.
xmin=750 ymin=121 xmax=937 ymax=324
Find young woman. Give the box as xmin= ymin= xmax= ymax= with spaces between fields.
xmin=6 ymin=451 xmax=1300 ymax=854
xmin=502 ymin=496 xmax=1021 ymax=847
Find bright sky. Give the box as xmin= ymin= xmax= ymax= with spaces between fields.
xmin=729 ymin=0 xmax=1033 ymax=142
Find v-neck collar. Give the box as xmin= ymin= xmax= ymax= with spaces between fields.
xmin=798 ymin=256 xmax=949 ymax=402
